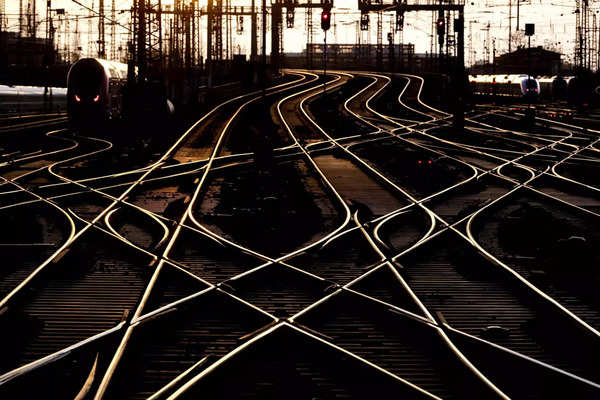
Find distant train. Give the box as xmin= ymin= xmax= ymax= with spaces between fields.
xmin=564 ymin=76 xmax=589 ymax=106
xmin=538 ymin=76 xmax=570 ymax=101
xmin=539 ymin=75 xmax=599 ymax=107
xmin=0 ymin=85 xmax=67 ymax=113
xmin=469 ymin=74 xmax=540 ymax=101
xmin=67 ymin=58 xmax=130 ymax=128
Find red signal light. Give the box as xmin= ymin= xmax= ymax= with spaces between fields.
xmin=436 ymin=18 xmax=445 ymax=35
xmin=321 ymin=10 xmax=331 ymax=31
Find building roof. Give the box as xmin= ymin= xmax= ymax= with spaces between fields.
xmin=495 ymin=46 xmax=561 ymax=63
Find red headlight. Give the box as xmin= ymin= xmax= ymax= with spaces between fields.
xmin=93 ymin=94 xmax=100 ymax=102
xmin=74 ymin=94 xmax=81 ymax=102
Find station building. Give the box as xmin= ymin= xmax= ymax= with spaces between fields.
xmin=472 ymin=46 xmax=562 ymax=76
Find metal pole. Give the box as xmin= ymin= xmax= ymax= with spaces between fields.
xmin=508 ymin=0 xmax=512 ymax=53
xmin=323 ymin=29 xmax=327 ymax=94
xmin=185 ymin=4 xmax=191 ymax=70
xmin=438 ymin=8 xmax=443 ymax=71
xmin=527 ymin=36 xmax=531 ymax=109
xmin=251 ymin=0 xmax=257 ymax=61
xmin=99 ymin=0 xmax=105 ymax=57
xmin=516 ymin=0 xmax=520 ymax=31
xmin=492 ymin=39 xmax=495 ymax=73
xmin=44 ymin=0 xmax=51 ymax=104
xmin=271 ymin=1 xmax=281 ymax=74
xmin=198 ymin=3 xmax=202 ymax=69
xmin=528 ymin=35 xmax=531 ymax=81
xmin=454 ymin=8 xmax=464 ymax=131
xmin=158 ymin=0 xmax=162 ymax=68
xmin=207 ymin=0 xmax=212 ymax=87
xmin=0 ymin=0 xmax=4 ymax=32
xmin=111 ymin=0 xmax=116 ymax=60
xmin=19 ymin=0 xmax=23 ymax=37
xmin=262 ymin=0 xmax=266 ymax=95
xmin=137 ymin=0 xmax=146 ymax=82
xmin=32 ymin=0 xmax=36 ymax=38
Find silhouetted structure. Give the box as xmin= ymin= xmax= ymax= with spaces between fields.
xmin=0 ymin=31 xmax=55 ymax=68
xmin=492 ymin=47 xmax=561 ymax=75
xmin=285 ymin=43 xmax=415 ymax=70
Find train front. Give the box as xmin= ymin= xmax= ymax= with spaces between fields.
xmin=67 ymin=58 xmax=109 ymax=128
xmin=520 ymin=76 xmax=540 ymax=101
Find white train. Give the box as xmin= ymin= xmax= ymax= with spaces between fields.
xmin=0 ymin=85 xmax=67 ymax=113
xmin=67 ymin=58 xmax=130 ymax=127
xmin=469 ymin=74 xmax=540 ymax=101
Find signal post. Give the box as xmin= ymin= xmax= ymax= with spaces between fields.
xmin=321 ymin=6 xmax=331 ymax=93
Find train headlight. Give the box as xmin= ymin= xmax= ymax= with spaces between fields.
xmin=93 ymin=94 xmax=100 ymax=103
xmin=74 ymin=94 xmax=81 ymax=102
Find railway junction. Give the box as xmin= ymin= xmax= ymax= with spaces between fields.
xmin=2 ymin=0 xmax=600 ymax=399
xmin=2 ymin=70 xmax=600 ymax=399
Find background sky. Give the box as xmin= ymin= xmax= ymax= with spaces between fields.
xmin=3 ymin=0 xmax=594 ymax=65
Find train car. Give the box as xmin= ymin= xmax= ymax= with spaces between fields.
xmin=469 ymin=74 xmax=540 ymax=101
xmin=553 ymin=76 xmax=569 ymax=99
xmin=566 ymin=76 xmax=589 ymax=107
xmin=67 ymin=58 xmax=129 ymax=127
xmin=538 ymin=75 xmax=569 ymax=101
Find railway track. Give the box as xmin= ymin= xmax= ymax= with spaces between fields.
xmin=0 ymin=70 xmax=600 ymax=399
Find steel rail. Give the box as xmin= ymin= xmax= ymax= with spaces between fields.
xmin=0 ymin=73 xmax=308 ymax=312
xmin=0 ymin=117 xmax=67 ymax=133
xmin=286 ymin=71 xmax=510 ymax=399
xmin=93 ymin=72 xmax=314 ymax=399
xmin=156 ymin=71 xmax=466 ymax=399
xmin=384 ymin=76 xmax=600 ymax=343
xmin=300 ymin=71 xmax=600 ymax=390
xmin=168 ymin=321 xmax=441 ymax=400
